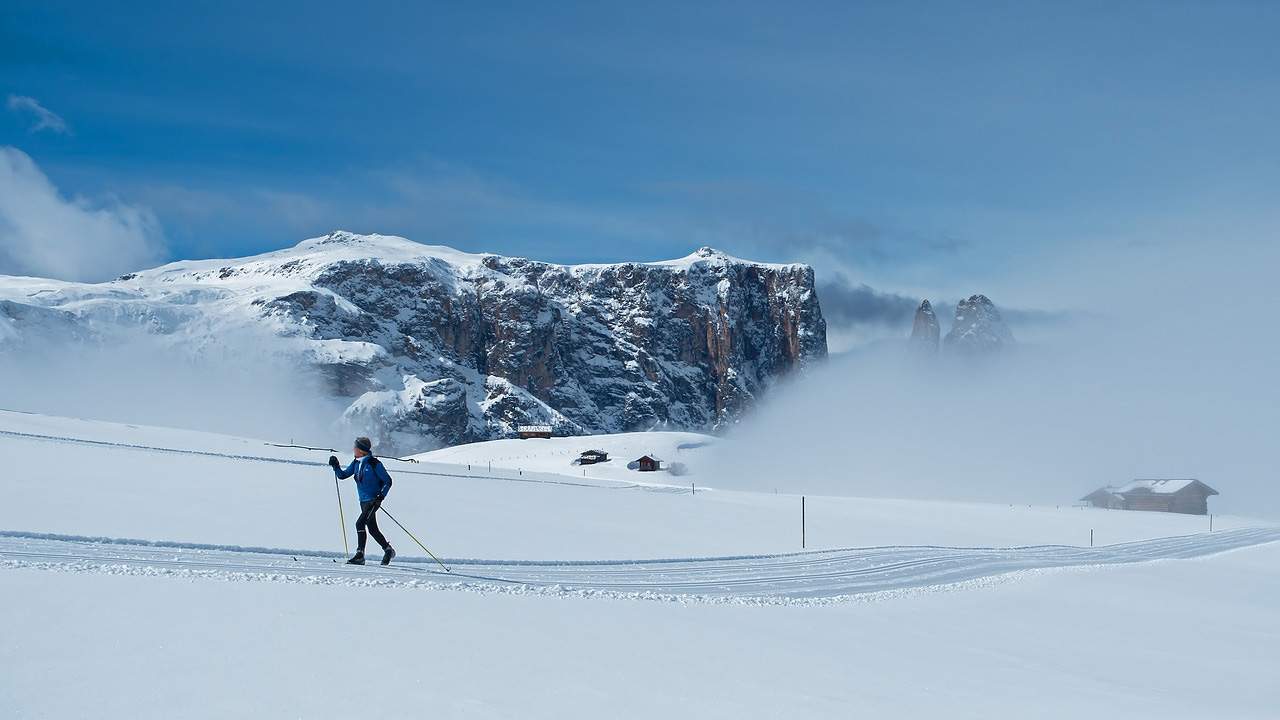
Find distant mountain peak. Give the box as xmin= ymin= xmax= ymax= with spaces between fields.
xmin=944 ymin=294 xmax=1014 ymax=355
xmin=909 ymin=299 xmax=940 ymax=352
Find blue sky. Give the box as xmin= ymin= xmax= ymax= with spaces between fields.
xmin=3 ymin=1 xmax=1279 ymax=304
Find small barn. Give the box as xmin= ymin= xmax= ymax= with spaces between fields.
xmin=578 ymin=449 xmax=609 ymax=465
xmin=1080 ymin=488 xmax=1124 ymax=510
xmin=635 ymin=455 xmax=663 ymax=472
xmin=1080 ymin=479 xmax=1218 ymax=515
xmin=516 ymin=424 xmax=553 ymax=439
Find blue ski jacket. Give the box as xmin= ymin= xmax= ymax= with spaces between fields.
xmin=335 ymin=456 xmax=393 ymax=503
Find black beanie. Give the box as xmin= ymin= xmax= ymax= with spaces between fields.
xmin=354 ymin=436 xmax=372 ymax=453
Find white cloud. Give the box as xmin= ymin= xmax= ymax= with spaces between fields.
xmin=6 ymin=95 xmax=70 ymax=135
xmin=0 ymin=147 xmax=166 ymax=281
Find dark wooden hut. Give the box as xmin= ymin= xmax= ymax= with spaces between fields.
xmin=1081 ymin=488 xmax=1124 ymax=510
xmin=1080 ymin=479 xmax=1218 ymax=515
xmin=578 ymin=449 xmax=609 ymax=465
xmin=635 ymin=455 xmax=663 ymax=472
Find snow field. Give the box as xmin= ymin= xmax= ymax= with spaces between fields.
xmin=4 ymin=543 xmax=1279 ymax=719
xmin=4 ymin=526 xmax=1277 ymax=603
xmin=3 ymin=410 xmax=1279 ymax=719
xmin=0 ymin=411 xmax=1261 ymax=562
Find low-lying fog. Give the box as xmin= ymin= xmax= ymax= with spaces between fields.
xmin=0 ymin=326 xmax=341 ymax=445
xmin=712 ymin=231 xmax=1279 ymax=518
xmin=2 ymin=225 xmax=1274 ymax=518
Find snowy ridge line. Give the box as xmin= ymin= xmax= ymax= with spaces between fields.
xmin=3 ymin=528 xmax=1277 ymax=603
xmin=0 ymin=428 xmax=645 ymax=492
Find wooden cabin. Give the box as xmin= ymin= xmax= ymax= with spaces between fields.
xmin=516 ymin=424 xmax=553 ymax=439
xmin=1080 ymin=479 xmax=1218 ymax=515
xmin=1080 ymin=488 xmax=1124 ymax=510
xmin=578 ymin=449 xmax=609 ymax=465
xmin=635 ymin=455 xmax=663 ymax=472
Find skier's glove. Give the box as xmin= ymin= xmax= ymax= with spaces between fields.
xmin=328 ymin=455 xmax=340 ymax=469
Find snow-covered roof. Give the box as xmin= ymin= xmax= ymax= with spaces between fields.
xmin=1114 ymin=479 xmax=1205 ymax=495
xmin=1087 ymin=479 xmax=1217 ymax=497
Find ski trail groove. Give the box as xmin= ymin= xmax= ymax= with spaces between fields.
xmin=2 ymin=527 xmax=1276 ymax=604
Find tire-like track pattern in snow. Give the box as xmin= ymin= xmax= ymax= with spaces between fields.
xmin=2 ymin=528 xmax=1276 ymax=603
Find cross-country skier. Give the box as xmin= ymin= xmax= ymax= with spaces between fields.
xmin=329 ymin=437 xmax=395 ymax=565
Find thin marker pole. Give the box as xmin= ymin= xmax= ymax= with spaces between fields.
xmin=802 ymin=495 xmax=806 ymax=549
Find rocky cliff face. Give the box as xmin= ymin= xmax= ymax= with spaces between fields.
xmin=943 ymin=294 xmax=1015 ymax=356
xmin=908 ymin=299 xmax=940 ymax=352
xmin=0 ymin=232 xmax=827 ymax=452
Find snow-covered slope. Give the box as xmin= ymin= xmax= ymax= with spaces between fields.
xmin=0 ymin=410 xmax=1260 ymax=559
xmin=0 ymin=232 xmax=827 ymax=452
xmin=412 ymin=431 xmax=716 ymax=483
xmin=11 ymin=544 xmax=1280 ymax=719
xmin=3 ymin=410 xmax=1279 ymax=718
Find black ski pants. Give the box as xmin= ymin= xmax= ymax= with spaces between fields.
xmin=355 ymin=500 xmax=389 ymax=554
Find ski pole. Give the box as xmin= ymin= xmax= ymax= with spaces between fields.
xmin=334 ymin=476 xmax=349 ymax=557
xmin=377 ymin=503 xmax=451 ymax=573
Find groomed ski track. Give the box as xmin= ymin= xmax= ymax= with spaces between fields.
xmin=3 ymin=527 xmax=1277 ymax=605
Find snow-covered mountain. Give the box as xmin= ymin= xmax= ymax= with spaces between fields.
xmin=0 ymin=232 xmax=827 ymax=451
xmin=943 ymin=294 xmax=1015 ymax=355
